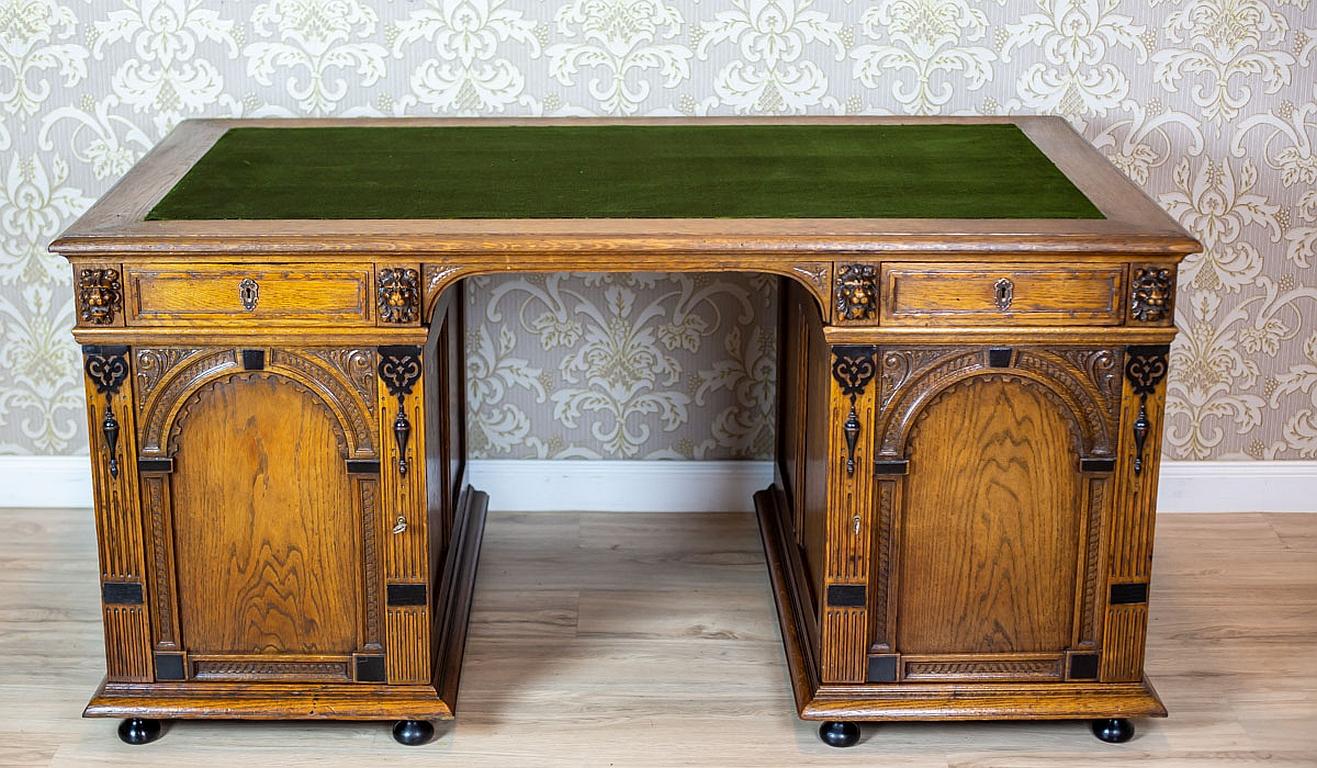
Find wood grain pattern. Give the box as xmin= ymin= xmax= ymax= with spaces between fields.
xmin=169 ymin=375 xmax=362 ymax=660
xmin=125 ymin=263 xmax=373 ymax=326
xmin=1099 ymin=605 xmax=1148 ymax=682
xmin=881 ymin=262 xmax=1125 ymax=326
xmin=820 ymin=608 xmax=868 ymax=683
xmin=52 ymin=116 xmax=1197 ymax=735
xmin=385 ymin=608 xmax=429 ymax=685
xmin=897 ymin=376 xmax=1081 ymax=656
xmin=101 ymin=605 xmax=153 ymax=682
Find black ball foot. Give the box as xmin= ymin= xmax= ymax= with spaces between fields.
xmin=392 ymin=720 xmax=434 ymax=746
xmin=117 ymin=718 xmax=162 ymax=745
xmin=818 ymin=721 xmax=861 ymax=748
xmin=1091 ymin=718 xmax=1135 ymax=743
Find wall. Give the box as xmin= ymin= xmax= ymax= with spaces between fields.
xmin=1 ymin=0 xmax=1314 ymax=461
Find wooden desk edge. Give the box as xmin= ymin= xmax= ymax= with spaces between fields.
xmin=51 ymin=116 xmax=1198 ymax=256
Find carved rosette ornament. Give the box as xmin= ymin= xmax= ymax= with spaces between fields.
xmin=78 ymin=268 xmax=122 ymax=325
xmin=377 ymin=268 xmax=420 ymax=324
xmin=1124 ymin=346 xmax=1170 ymax=475
xmin=831 ymin=345 xmax=878 ymax=476
xmin=835 ymin=264 xmax=878 ymax=322
xmin=84 ymin=346 xmax=130 ymax=478
xmin=1130 ymin=267 xmax=1174 ymax=323
xmin=378 ymin=346 xmax=422 ymax=476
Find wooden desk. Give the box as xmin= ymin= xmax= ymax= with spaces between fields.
xmin=52 ymin=117 xmax=1198 ymax=749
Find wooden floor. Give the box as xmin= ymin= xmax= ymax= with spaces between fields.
xmin=1 ymin=508 xmax=1314 ymax=767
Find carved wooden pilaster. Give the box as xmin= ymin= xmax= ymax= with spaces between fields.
xmin=376 ymin=344 xmax=430 ymax=684
xmin=822 ymin=344 xmax=878 ymax=684
xmin=82 ymin=344 xmax=152 ymax=681
xmin=1100 ymin=343 xmax=1170 ymax=683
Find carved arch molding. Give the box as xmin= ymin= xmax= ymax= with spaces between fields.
xmin=136 ymin=348 xmax=379 ymax=460
xmin=873 ymin=347 xmax=1124 ymax=461
xmin=419 ymin=260 xmax=834 ymax=325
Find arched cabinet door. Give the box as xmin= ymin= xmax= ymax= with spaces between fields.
xmin=134 ymin=347 xmax=386 ymax=684
xmin=867 ymin=347 xmax=1124 ymax=684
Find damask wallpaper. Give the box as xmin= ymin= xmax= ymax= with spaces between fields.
xmin=1 ymin=0 xmax=1314 ymax=461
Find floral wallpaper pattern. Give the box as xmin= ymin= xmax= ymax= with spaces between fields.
xmin=1 ymin=0 xmax=1315 ymax=461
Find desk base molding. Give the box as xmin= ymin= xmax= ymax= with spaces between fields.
xmin=84 ymin=681 xmax=454 ymax=721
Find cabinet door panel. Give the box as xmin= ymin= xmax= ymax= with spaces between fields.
xmin=896 ymin=376 xmax=1080 ymax=655
xmin=171 ymin=375 xmax=361 ymax=656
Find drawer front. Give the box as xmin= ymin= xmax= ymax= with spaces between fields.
xmin=126 ymin=264 xmax=374 ymax=326
xmin=881 ymin=263 xmax=1125 ymax=326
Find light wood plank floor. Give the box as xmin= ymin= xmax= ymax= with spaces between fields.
xmin=1 ymin=508 xmax=1314 ymax=767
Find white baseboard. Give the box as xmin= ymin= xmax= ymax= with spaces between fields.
xmin=1156 ymin=460 xmax=1317 ymax=513
xmin=1 ymin=455 xmax=91 ymax=508
xmin=2 ymin=456 xmax=1313 ymax=513
xmin=467 ymin=459 xmax=775 ymax=512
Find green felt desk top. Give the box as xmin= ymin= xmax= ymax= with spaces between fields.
xmin=145 ymin=124 xmax=1103 ymax=222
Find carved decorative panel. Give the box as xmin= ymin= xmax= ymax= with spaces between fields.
xmin=268 ymin=348 xmax=377 ymax=456
xmin=359 ymin=478 xmax=382 ymax=651
xmin=870 ymin=479 xmax=897 ymax=652
xmin=135 ymin=348 xmax=201 ymax=407
xmin=902 ymin=657 xmax=1063 ymax=682
xmin=78 ymin=267 xmax=123 ymax=326
xmin=878 ymin=347 xmax=1122 ymax=459
xmin=377 ymin=267 xmax=420 ymax=324
xmin=191 ymin=659 xmax=351 ymax=682
xmin=1078 ymin=477 xmax=1105 ymax=647
xmin=139 ymin=349 xmax=239 ymax=455
xmin=1129 ymin=266 xmax=1174 ymax=323
xmin=306 ymin=348 xmax=378 ymax=416
xmin=834 ymin=263 xmax=878 ymax=322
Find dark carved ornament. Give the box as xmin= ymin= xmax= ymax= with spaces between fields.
xmin=378 ymin=268 xmax=420 ymax=324
xmin=835 ymin=264 xmax=878 ymax=321
xmin=1130 ymin=267 xmax=1174 ymax=322
xmin=1125 ymin=345 xmax=1170 ymax=475
xmin=78 ymin=268 xmax=122 ymax=325
xmin=831 ymin=345 xmax=878 ymax=476
xmin=84 ymin=346 xmax=130 ymax=479
xmin=378 ymin=346 xmax=422 ymax=476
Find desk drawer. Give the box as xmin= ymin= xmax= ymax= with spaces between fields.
xmin=881 ymin=263 xmax=1124 ymax=326
xmin=125 ymin=263 xmax=374 ymax=326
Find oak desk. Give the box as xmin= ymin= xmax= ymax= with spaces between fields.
xmin=52 ymin=117 xmax=1198 ymax=748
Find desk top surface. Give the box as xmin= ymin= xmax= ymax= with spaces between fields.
xmin=144 ymin=123 xmax=1101 ymax=222
xmin=54 ymin=117 xmax=1197 ymax=258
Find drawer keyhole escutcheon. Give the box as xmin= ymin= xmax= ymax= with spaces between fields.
xmin=238 ymin=278 xmax=260 ymax=311
xmin=994 ymin=277 xmax=1014 ymax=311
